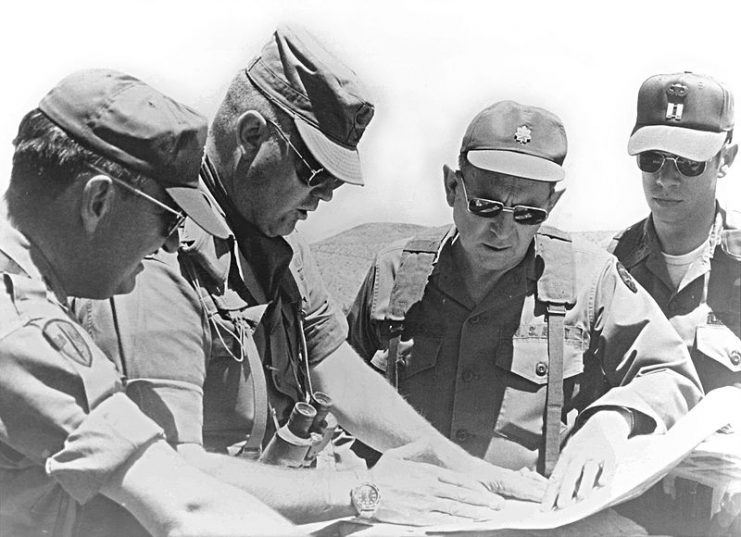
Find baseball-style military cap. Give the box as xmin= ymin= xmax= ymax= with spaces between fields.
xmin=39 ymin=69 xmax=229 ymax=238
xmin=628 ymin=71 xmax=735 ymax=162
xmin=246 ymin=25 xmax=374 ymax=185
xmin=461 ymin=101 xmax=567 ymax=182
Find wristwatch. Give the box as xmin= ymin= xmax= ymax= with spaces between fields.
xmin=350 ymin=482 xmax=381 ymax=519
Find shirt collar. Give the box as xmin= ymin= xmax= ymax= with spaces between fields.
xmin=0 ymin=219 xmax=68 ymax=304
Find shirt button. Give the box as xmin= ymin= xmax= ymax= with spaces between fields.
xmin=455 ymin=429 xmax=470 ymax=441
xmin=535 ymin=361 xmax=548 ymax=377
xmin=462 ymin=369 xmax=476 ymax=382
xmin=469 ymin=315 xmax=481 ymax=325
xmin=730 ymin=350 xmax=741 ymax=366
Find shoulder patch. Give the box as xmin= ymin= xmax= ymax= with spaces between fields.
xmin=42 ymin=319 xmax=92 ymax=367
xmin=616 ymin=262 xmax=638 ymax=293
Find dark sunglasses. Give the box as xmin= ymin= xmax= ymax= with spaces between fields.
xmin=457 ymin=172 xmax=549 ymax=225
xmin=87 ymin=163 xmax=186 ymax=237
xmin=636 ymin=151 xmax=706 ymax=177
xmin=266 ymin=118 xmax=337 ymax=188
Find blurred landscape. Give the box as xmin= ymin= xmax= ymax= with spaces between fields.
xmin=310 ymin=223 xmax=615 ymax=313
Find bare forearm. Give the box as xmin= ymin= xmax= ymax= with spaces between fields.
xmin=310 ymin=343 xmax=465 ymax=455
xmin=102 ymin=440 xmax=296 ymax=537
xmin=176 ymin=444 xmax=361 ymax=524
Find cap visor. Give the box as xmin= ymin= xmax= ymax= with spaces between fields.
xmin=467 ymin=150 xmax=564 ymax=182
xmin=295 ymin=118 xmax=364 ymax=185
xmin=628 ymin=126 xmax=727 ymax=161
xmin=166 ymin=186 xmax=231 ymax=239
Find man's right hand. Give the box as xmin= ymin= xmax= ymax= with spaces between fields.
xmin=367 ymin=443 xmax=504 ymax=526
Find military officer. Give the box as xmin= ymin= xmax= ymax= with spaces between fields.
xmin=0 ymin=69 xmax=295 ymax=537
xmin=611 ymin=71 xmax=740 ymax=537
xmin=346 ymin=100 xmax=704 ymax=511
xmin=73 ymin=27 xmax=540 ymax=527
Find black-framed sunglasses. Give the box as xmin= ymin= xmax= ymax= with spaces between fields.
xmin=457 ymin=171 xmax=549 ymax=225
xmin=87 ymin=163 xmax=186 ymax=237
xmin=266 ymin=118 xmax=333 ymax=188
xmin=636 ymin=151 xmax=706 ymax=177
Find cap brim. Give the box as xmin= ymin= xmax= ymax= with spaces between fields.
xmin=166 ymin=186 xmax=231 ymax=239
xmin=467 ymin=150 xmax=564 ymax=182
xmin=295 ymin=118 xmax=364 ymax=186
xmin=628 ymin=126 xmax=727 ymax=161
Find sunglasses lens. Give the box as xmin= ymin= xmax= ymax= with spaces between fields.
xmin=468 ymin=198 xmax=503 ymax=217
xmin=637 ymin=152 xmax=664 ymax=173
xmin=676 ymin=158 xmax=706 ymax=177
xmin=512 ymin=206 xmax=548 ymax=225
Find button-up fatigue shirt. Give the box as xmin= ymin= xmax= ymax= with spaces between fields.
xmin=73 ymin=214 xmax=347 ymax=454
xmin=611 ymin=206 xmax=741 ymax=392
xmin=0 ymin=223 xmax=164 ymax=537
xmin=347 ymin=226 xmax=703 ymax=471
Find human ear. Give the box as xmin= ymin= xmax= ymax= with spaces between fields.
xmin=80 ymin=175 xmax=115 ymax=235
xmin=443 ymin=165 xmax=459 ymax=208
xmin=718 ymin=143 xmax=738 ymax=179
xmin=546 ymin=186 xmax=566 ymax=212
xmin=236 ymin=110 xmax=270 ymax=153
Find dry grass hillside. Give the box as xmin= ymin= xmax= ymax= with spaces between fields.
xmin=310 ymin=223 xmax=617 ymax=313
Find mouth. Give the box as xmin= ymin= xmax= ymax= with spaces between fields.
xmin=484 ymin=244 xmax=510 ymax=252
xmin=297 ymin=209 xmax=309 ymax=220
xmin=652 ymin=197 xmax=682 ymax=206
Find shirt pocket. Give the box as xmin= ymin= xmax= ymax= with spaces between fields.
xmin=695 ymin=322 xmax=741 ymax=373
xmin=493 ymin=325 xmax=585 ymax=452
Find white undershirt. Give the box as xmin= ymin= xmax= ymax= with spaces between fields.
xmin=661 ymin=238 xmax=709 ymax=289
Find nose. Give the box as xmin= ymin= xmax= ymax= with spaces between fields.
xmin=489 ymin=213 xmax=515 ymax=238
xmin=654 ymin=162 xmax=682 ymax=188
xmin=313 ymin=185 xmax=335 ymax=203
xmin=162 ymin=229 xmax=180 ymax=253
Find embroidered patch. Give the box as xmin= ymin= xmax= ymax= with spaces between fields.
xmin=42 ymin=319 xmax=92 ymax=367
xmin=616 ymin=262 xmax=638 ymax=293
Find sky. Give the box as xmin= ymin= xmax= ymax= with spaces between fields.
xmin=1 ymin=0 xmax=739 ymax=242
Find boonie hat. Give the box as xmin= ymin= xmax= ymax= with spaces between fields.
xmin=246 ymin=25 xmax=374 ymax=185
xmin=39 ymin=69 xmax=229 ymax=239
xmin=628 ymin=71 xmax=735 ymax=161
xmin=461 ymin=101 xmax=567 ymax=182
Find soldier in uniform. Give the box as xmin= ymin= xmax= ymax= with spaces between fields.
xmin=0 ymin=69 xmax=295 ymax=537
xmin=346 ymin=100 xmax=703 ymax=514
xmin=611 ymin=71 xmax=741 ymax=536
xmin=73 ymin=28 xmax=540 ymax=526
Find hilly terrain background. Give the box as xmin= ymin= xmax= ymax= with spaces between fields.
xmin=310 ymin=223 xmax=615 ymax=313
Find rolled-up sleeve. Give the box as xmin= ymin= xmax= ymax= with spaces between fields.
xmin=46 ymin=393 xmax=163 ymax=503
xmin=288 ymin=233 xmax=347 ymax=364
xmin=580 ymin=258 xmax=704 ymax=432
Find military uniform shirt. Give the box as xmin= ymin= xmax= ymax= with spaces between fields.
xmin=0 ymin=223 xmax=164 ymax=537
xmin=611 ymin=205 xmax=741 ymax=392
xmin=348 ymin=226 xmax=703 ymax=471
xmin=74 ymin=215 xmax=347 ymax=453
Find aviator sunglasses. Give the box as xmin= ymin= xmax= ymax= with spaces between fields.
xmin=636 ymin=151 xmax=706 ymax=177
xmin=457 ymin=172 xmax=549 ymax=225
xmin=266 ymin=118 xmax=337 ymax=189
xmin=87 ymin=163 xmax=186 ymax=237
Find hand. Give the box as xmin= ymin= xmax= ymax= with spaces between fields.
xmin=388 ymin=437 xmax=547 ymax=503
xmin=369 ymin=441 xmax=504 ymax=526
xmin=541 ymin=410 xmax=631 ymax=511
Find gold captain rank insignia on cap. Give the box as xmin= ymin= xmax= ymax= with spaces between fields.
xmin=665 ymin=83 xmax=688 ymax=121
xmin=514 ymin=125 xmax=532 ymax=144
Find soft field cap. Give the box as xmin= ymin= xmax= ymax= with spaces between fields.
xmin=628 ymin=72 xmax=734 ymax=161
xmin=246 ymin=25 xmax=374 ymax=185
xmin=39 ymin=69 xmax=229 ymax=238
xmin=461 ymin=101 xmax=567 ymax=182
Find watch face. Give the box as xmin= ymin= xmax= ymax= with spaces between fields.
xmin=352 ymin=483 xmax=380 ymax=513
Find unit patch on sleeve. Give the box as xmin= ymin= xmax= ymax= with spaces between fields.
xmin=616 ymin=262 xmax=638 ymax=293
xmin=42 ymin=319 xmax=93 ymax=367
